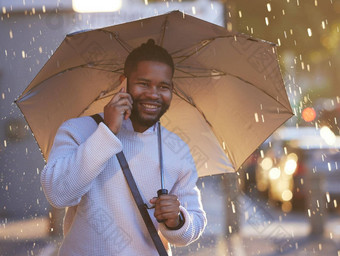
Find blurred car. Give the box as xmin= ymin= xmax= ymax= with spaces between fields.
xmin=255 ymin=126 xmax=340 ymax=212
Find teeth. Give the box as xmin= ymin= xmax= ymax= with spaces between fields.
xmin=143 ymin=104 xmax=158 ymax=109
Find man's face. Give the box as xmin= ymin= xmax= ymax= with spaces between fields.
xmin=127 ymin=60 xmax=173 ymax=132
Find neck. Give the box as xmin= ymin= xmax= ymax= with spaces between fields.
xmin=130 ymin=116 xmax=154 ymax=133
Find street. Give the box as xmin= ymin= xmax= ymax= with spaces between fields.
xmin=1 ymin=175 xmax=340 ymax=256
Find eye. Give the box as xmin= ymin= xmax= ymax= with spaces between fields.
xmin=137 ymin=82 xmax=148 ymax=87
xmin=159 ymin=84 xmax=171 ymax=90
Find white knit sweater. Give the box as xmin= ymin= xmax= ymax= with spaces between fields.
xmin=41 ymin=115 xmax=207 ymax=256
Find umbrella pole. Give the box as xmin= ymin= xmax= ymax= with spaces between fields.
xmin=157 ymin=120 xmax=168 ymax=197
xmin=156 ymin=121 xmax=168 ymax=223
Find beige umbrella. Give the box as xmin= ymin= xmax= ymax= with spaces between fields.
xmin=16 ymin=10 xmax=293 ymax=176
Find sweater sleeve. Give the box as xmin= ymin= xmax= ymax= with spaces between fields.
xmin=159 ymin=155 xmax=207 ymax=246
xmin=41 ymin=118 xmax=122 ymax=208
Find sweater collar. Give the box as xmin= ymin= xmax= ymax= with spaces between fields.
xmin=122 ymin=118 xmax=157 ymax=134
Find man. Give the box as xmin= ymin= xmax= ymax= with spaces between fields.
xmin=41 ymin=39 xmax=206 ymax=255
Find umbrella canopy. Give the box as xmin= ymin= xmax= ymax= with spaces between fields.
xmin=16 ymin=10 xmax=293 ymax=176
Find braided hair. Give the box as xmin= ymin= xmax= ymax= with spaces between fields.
xmin=124 ymin=39 xmax=174 ymax=77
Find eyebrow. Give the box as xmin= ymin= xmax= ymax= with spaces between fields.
xmin=136 ymin=78 xmax=173 ymax=87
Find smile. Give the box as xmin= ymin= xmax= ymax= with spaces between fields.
xmin=142 ymin=104 xmax=159 ymax=109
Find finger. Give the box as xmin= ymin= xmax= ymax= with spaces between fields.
xmin=107 ymin=98 xmax=133 ymax=110
xmin=124 ymin=108 xmax=131 ymax=120
xmin=108 ymin=90 xmax=133 ymax=105
xmin=154 ymin=210 xmax=180 ymax=222
xmin=117 ymin=105 xmax=132 ymax=117
xmin=149 ymin=197 xmax=158 ymax=204
xmin=154 ymin=201 xmax=180 ymax=215
xmin=157 ymin=195 xmax=179 ymax=205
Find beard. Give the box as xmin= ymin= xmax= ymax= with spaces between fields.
xmin=129 ymin=98 xmax=170 ymax=128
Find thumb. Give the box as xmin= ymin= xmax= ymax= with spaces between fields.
xmin=149 ymin=197 xmax=158 ymax=204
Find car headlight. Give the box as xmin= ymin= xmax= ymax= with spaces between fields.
xmin=269 ymin=167 xmax=281 ymax=180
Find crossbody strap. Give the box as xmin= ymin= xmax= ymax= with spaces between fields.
xmin=91 ymin=114 xmax=168 ymax=256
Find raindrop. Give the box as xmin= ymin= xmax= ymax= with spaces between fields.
xmin=227 ymin=22 xmax=232 ymax=32
xmin=1 ymin=93 xmax=4 ymax=99
xmin=334 ymin=200 xmax=337 ymax=208
xmin=322 ymin=21 xmax=326 ymax=29
xmin=192 ymin=6 xmax=196 ymax=15
xmin=42 ymin=5 xmax=46 ymax=13
xmin=2 ymin=6 xmax=6 ymax=14
xmin=277 ymin=38 xmax=281 ymax=46
xmin=326 ymin=192 xmax=330 ymax=203
xmin=260 ymin=150 xmax=264 ymax=158
xmin=265 ymin=17 xmax=269 ymax=26
xmin=238 ymin=10 xmax=242 ymax=18
xmin=267 ymin=3 xmax=272 ymax=12
xmin=314 ymin=0 xmax=318 ymax=6
xmin=22 ymin=50 xmax=26 ymax=59
xmin=254 ymin=113 xmax=259 ymax=122
xmin=231 ymin=202 xmax=236 ymax=213
xmin=307 ymin=28 xmax=312 ymax=37
xmin=4 ymin=140 xmax=7 ymax=147
xmin=228 ymin=225 xmax=232 ymax=233
xmin=9 ymin=29 xmax=13 ymax=39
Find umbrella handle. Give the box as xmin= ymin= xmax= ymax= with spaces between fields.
xmin=157 ymin=189 xmax=168 ymax=197
xmin=156 ymin=189 xmax=168 ymax=223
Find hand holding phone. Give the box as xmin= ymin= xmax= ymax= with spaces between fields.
xmin=104 ymin=78 xmax=133 ymax=134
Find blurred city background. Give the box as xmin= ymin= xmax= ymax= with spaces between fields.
xmin=0 ymin=0 xmax=339 ymax=255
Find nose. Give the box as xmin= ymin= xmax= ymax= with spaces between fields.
xmin=145 ymin=86 xmax=160 ymax=99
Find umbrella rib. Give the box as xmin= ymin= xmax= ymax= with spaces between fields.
xmin=100 ymin=29 xmax=133 ymax=54
xmin=174 ymin=66 xmax=226 ymax=78
xmin=175 ymin=39 xmax=215 ymax=65
xmin=227 ymin=73 xmax=291 ymax=111
xmin=174 ymin=70 xmax=290 ymax=113
xmin=172 ymin=88 xmax=213 ymax=128
xmin=18 ymin=65 xmax=122 ymax=99
xmin=159 ymin=16 xmax=169 ymax=47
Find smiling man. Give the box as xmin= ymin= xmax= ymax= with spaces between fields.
xmin=41 ymin=39 xmax=206 ymax=255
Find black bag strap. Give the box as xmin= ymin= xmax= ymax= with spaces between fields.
xmin=91 ymin=114 xmax=168 ymax=256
